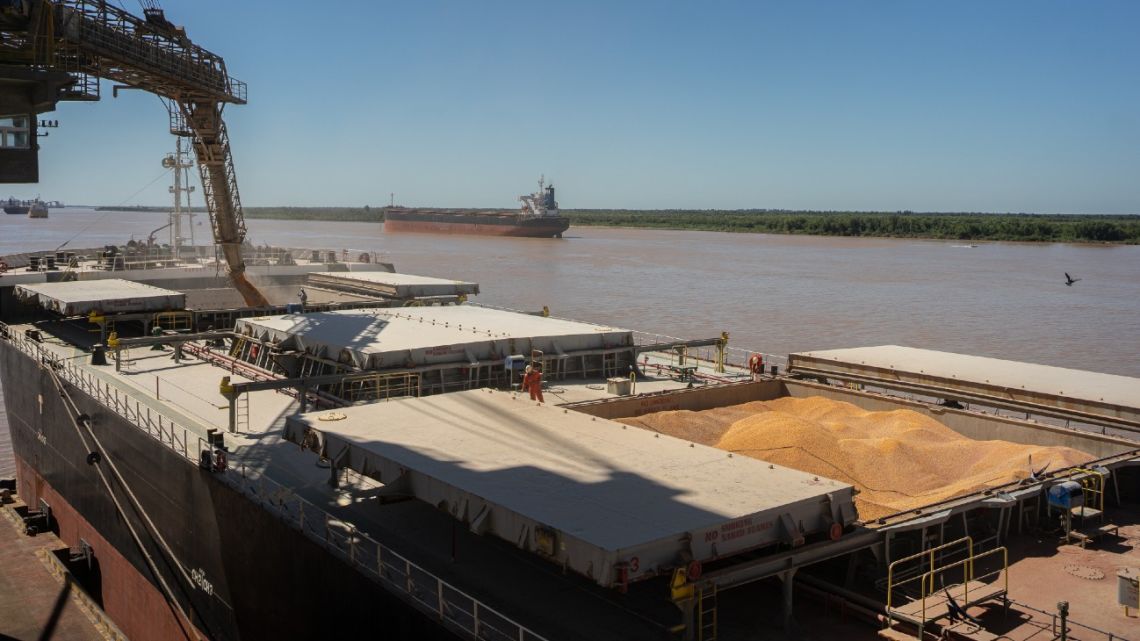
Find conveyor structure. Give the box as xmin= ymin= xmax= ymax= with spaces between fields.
xmin=0 ymin=1 xmax=266 ymax=305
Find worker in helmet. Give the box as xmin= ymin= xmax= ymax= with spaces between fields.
xmin=522 ymin=364 xmax=544 ymax=403
xmin=150 ymin=324 xmax=165 ymax=350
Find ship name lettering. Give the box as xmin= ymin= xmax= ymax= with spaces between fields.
xmin=191 ymin=568 xmax=214 ymax=595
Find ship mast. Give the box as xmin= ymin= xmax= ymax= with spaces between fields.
xmin=162 ymin=138 xmax=196 ymax=255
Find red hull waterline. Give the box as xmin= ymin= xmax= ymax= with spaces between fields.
xmin=383 ymin=219 xmax=567 ymax=238
xmin=15 ymin=455 xmax=206 ymax=641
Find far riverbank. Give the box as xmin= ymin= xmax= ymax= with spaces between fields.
xmin=90 ymin=206 xmax=1140 ymax=244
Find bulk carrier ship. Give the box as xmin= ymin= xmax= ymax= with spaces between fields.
xmin=4 ymin=4 xmax=1140 ymax=641
xmin=3 ymin=241 xmax=1140 ymax=641
xmin=384 ymin=177 xmax=571 ymax=238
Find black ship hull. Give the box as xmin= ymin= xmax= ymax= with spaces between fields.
xmin=0 ymin=341 xmax=454 ymax=641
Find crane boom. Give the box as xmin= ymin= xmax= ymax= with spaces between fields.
xmin=0 ymin=1 xmax=267 ymax=306
xmin=179 ymin=100 xmax=267 ymax=306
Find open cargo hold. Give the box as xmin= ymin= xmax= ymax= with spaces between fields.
xmin=619 ymin=396 xmax=1093 ymax=520
xmin=568 ymin=377 xmax=1140 ymax=525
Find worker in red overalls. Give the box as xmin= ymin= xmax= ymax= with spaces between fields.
xmin=522 ymin=364 xmax=544 ymax=403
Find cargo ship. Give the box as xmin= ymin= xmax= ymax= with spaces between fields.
xmin=4 ymin=197 xmax=29 ymax=215
xmin=3 ymin=4 xmax=1139 ymax=640
xmin=384 ymin=177 xmax=571 ymax=238
xmin=2 ymin=232 xmax=1139 ymax=641
xmin=4 ymin=198 xmax=50 ymax=216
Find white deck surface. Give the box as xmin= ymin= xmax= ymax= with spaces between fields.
xmin=309 ymin=271 xmax=479 ymax=297
xmin=235 ymin=306 xmax=630 ymax=368
xmin=288 ymin=389 xmax=851 ymax=550
xmin=15 ymin=279 xmax=186 ymax=315
xmin=793 ymin=345 xmax=1140 ymax=410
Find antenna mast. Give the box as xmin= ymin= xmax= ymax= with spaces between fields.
xmin=162 ymin=138 xmax=196 ymax=255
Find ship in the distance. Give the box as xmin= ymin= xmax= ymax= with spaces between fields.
xmin=5 ymin=197 xmax=52 ymax=216
xmin=4 ymin=197 xmax=29 ymax=215
xmin=383 ymin=176 xmax=570 ymax=237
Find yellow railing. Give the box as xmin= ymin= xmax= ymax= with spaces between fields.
xmin=886 ymin=536 xmax=1008 ymax=633
xmin=915 ymin=547 xmax=1008 ymax=629
xmin=1070 ymin=467 xmax=1106 ymax=514
xmin=886 ymin=536 xmax=973 ymax=611
xmin=335 ymin=371 xmax=421 ymax=402
xmin=154 ymin=311 xmax=192 ymax=332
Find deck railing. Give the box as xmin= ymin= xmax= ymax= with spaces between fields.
xmin=1 ymin=325 xmax=550 ymax=641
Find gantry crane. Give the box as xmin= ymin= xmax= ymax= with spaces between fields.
xmin=0 ymin=0 xmax=268 ymax=306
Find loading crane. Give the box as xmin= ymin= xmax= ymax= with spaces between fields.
xmin=0 ymin=0 xmax=268 ymax=306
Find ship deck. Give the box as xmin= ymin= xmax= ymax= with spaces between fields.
xmin=11 ymin=318 xmax=751 ymax=639
xmin=5 ymin=313 xmax=1140 ymax=641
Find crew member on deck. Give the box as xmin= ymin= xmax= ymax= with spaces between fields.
xmin=522 ymin=364 xmax=544 ymax=403
xmin=298 ymin=287 xmax=308 ymax=311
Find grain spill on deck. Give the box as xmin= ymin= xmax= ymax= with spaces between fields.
xmin=618 ymin=396 xmax=1093 ymax=520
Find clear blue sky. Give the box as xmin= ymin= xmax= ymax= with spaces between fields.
xmin=10 ymin=0 xmax=1140 ymax=213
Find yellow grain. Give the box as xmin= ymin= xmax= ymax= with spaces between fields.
xmin=618 ymin=396 xmax=1092 ymax=521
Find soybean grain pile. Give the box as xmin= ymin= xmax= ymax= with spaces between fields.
xmin=617 ymin=397 xmax=1091 ymax=520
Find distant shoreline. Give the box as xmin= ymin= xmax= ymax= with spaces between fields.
xmin=93 ymin=206 xmax=1140 ymax=244
xmin=564 ymin=209 xmax=1140 ymax=244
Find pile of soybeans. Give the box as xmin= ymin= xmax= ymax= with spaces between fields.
xmin=617 ymin=397 xmax=1092 ymax=521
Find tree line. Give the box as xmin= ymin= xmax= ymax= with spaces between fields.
xmin=562 ymin=210 xmax=1140 ymax=243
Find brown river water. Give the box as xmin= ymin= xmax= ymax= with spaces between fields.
xmin=2 ymin=209 xmax=1139 ymax=476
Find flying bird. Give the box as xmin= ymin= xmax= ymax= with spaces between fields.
xmin=1064 ymin=273 xmax=1081 ymax=286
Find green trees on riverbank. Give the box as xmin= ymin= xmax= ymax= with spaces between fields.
xmin=561 ymin=210 xmax=1140 ymax=243
xmin=237 ymin=206 xmax=1139 ymax=244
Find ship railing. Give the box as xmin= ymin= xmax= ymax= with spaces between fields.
xmin=468 ymin=302 xmax=789 ymax=374
xmin=229 ymin=464 xmax=550 ymax=641
xmin=2 ymin=326 xmax=551 ymax=641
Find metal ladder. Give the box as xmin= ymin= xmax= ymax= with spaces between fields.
xmin=234 ymin=393 xmax=249 ymax=433
xmin=698 ymin=584 xmax=718 ymax=641
xmin=602 ymin=352 xmax=617 ymax=378
xmin=229 ymin=336 xmax=246 ymax=359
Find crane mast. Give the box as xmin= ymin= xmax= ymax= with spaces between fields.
xmin=0 ymin=0 xmax=268 ymax=306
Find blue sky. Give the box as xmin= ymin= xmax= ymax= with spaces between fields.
xmin=11 ymin=0 xmax=1140 ymax=213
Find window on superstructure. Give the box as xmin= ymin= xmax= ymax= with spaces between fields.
xmin=0 ymin=116 xmax=31 ymax=149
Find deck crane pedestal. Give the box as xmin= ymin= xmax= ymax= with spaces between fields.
xmin=0 ymin=0 xmax=268 ymax=306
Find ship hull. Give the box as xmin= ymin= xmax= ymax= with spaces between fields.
xmin=0 ymin=341 xmax=453 ymax=641
xmin=384 ymin=212 xmax=569 ymax=238
xmin=4 ymin=206 xmax=28 ymax=215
